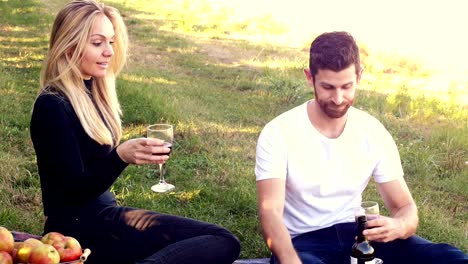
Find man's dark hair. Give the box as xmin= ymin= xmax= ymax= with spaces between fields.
xmin=309 ymin=31 xmax=361 ymax=78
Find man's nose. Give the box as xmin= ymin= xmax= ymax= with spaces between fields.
xmin=331 ymin=89 xmax=344 ymax=105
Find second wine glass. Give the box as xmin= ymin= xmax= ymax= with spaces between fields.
xmin=361 ymin=201 xmax=379 ymax=221
xmin=147 ymin=124 xmax=175 ymax=193
xmin=354 ymin=201 xmax=380 ymax=222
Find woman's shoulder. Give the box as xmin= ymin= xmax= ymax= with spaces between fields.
xmin=33 ymin=88 xmax=73 ymax=114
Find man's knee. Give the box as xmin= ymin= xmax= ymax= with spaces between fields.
xmin=270 ymin=253 xmax=325 ymax=264
xmin=297 ymin=251 xmax=326 ymax=264
xmin=373 ymin=236 xmax=467 ymax=264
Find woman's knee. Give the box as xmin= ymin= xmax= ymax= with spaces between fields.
xmin=219 ymin=232 xmax=241 ymax=261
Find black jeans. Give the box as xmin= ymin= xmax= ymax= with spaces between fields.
xmin=270 ymin=222 xmax=468 ymax=264
xmin=44 ymin=206 xmax=240 ymax=264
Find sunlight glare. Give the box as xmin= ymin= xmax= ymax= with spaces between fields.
xmin=219 ymin=0 xmax=468 ymax=103
xmin=222 ymin=0 xmax=468 ymax=73
xmin=121 ymin=74 xmax=177 ymax=85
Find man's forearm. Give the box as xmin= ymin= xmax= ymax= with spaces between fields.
xmin=260 ymin=213 xmax=301 ymax=264
xmin=392 ymin=203 xmax=419 ymax=238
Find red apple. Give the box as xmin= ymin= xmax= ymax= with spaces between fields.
xmin=41 ymin=232 xmax=65 ymax=246
xmin=16 ymin=238 xmax=43 ymax=263
xmin=0 ymin=227 xmax=14 ymax=255
xmin=53 ymin=236 xmax=82 ymax=262
xmin=42 ymin=233 xmax=82 ymax=262
xmin=0 ymin=251 xmax=13 ymax=264
xmin=28 ymin=244 xmax=60 ymax=264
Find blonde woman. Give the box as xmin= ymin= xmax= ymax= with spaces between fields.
xmin=30 ymin=1 xmax=240 ymax=263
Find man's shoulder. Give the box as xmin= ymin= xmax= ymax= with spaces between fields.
xmin=348 ymin=107 xmax=395 ymax=142
xmin=269 ymin=101 xmax=307 ymax=125
xmin=259 ymin=102 xmax=307 ymax=140
xmin=349 ymin=106 xmax=383 ymax=127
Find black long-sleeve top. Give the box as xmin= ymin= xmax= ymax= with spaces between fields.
xmin=30 ymin=80 xmax=128 ymax=218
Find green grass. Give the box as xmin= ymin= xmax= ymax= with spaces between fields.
xmin=1 ymin=0 xmax=466 ymax=258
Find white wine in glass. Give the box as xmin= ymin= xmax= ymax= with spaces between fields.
xmin=147 ymin=124 xmax=175 ymax=193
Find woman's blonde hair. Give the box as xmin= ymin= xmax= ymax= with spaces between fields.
xmin=40 ymin=0 xmax=128 ymax=146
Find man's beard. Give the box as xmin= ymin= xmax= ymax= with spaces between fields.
xmin=317 ymin=100 xmax=351 ymax=118
xmin=314 ymin=88 xmax=353 ymax=119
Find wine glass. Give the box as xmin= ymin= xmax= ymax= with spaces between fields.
xmin=361 ymin=201 xmax=379 ymax=221
xmin=147 ymin=124 xmax=175 ymax=193
xmin=354 ymin=201 xmax=380 ymax=222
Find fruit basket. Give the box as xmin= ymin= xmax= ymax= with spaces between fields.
xmin=12 ymin=231 xmax=91 ymax=264
xmin=13 ymin=242 xmax=91 ymax=264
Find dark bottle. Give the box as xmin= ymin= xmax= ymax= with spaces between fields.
xmin=351 ymin=215 xmax=375 ymax=264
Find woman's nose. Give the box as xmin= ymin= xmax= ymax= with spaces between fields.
xmin=103 ymin=44 xmax=114 ymax=57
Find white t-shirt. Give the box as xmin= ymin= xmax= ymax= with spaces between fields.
xmin=255 ymin=100 xmax=404 ymax=237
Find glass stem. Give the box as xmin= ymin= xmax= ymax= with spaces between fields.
xmin=158 ymin=163 xmax=165 ymax=184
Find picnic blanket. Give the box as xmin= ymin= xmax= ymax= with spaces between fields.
xmin=12 ymin=230 xmax=41 ymax=241
xmin=233 ymin=259 xmax=269 ymax=264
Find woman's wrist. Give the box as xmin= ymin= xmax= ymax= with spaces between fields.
xmin=115 ymin=144 xmax=129 ymax=163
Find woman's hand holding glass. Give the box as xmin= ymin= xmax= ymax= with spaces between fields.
xmin=116 ymin=137 xmax=170 ymax=165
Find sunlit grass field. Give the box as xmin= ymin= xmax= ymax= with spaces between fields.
xmin=0 ymin=0 xmax=466 ymax=258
